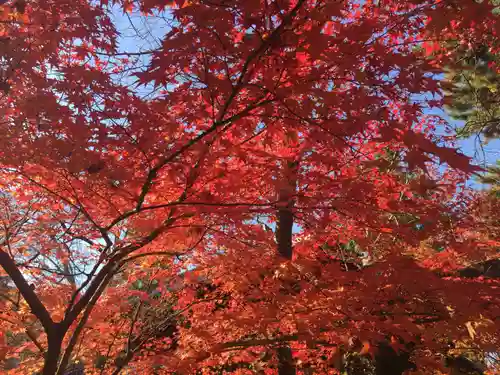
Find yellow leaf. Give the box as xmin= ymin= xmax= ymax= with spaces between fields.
xmin=465 ymin=321 xmax=476 ymax=340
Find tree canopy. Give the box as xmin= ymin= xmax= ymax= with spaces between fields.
xmin=0 ymin=0 xmax=498 ymax=374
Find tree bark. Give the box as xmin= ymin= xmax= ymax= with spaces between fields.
xmin=42 ymin=330 xmax=63 ymax=375
xmin=277 ymin=346 xmax=296 ymax=375
xmin=0 ymin=250 xmax=53 ymax=331
xmin=275 ymin=159 xmax=299 ymax=375
xmin=276 ymin=160 xmax=298 ymax=260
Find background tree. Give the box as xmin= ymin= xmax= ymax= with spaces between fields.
xmin=442 ymin=44 xmax=500 ymax=191
xmin=443 ymin=45 xmax=500 ymax=140
xmin=440 ymin=1 xmax=500 ymax=191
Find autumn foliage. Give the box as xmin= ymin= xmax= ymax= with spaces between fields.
xmin=0 ymin=0 xmax=499 ymax=374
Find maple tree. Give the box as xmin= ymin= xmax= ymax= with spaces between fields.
xmin=0 ymin=0 xmax=499 ymax=374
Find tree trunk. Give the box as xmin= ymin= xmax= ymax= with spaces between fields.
xmin=277 ymin=346 xmax=296 ymax=375
xmin=42 ymin=332 xmax=63 ymax=375
xmin=275 ymin=159 xmax=299 ymax=375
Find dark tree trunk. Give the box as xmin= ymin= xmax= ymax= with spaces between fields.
xmin=275 ymin=159 xmax=299 ymax=375
xmin=277 ymin=346 xmax=296 ymax=375
xmin=42 ymin=332 xmax=63 ymax=375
